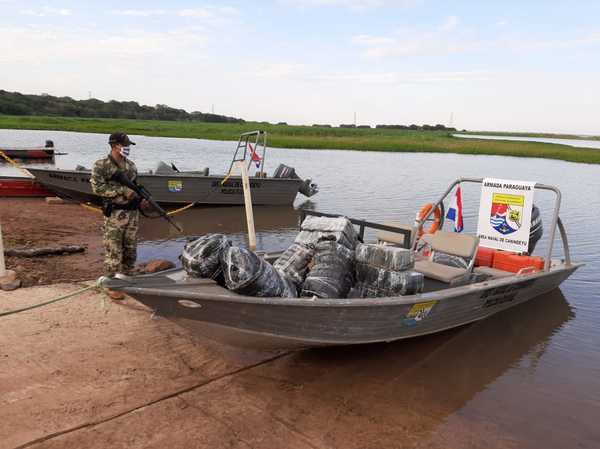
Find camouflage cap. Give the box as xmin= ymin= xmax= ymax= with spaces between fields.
xmin=108 ymin=132 xmax=136 ymax=146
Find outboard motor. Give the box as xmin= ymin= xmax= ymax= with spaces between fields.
xmin=273 ymin=163 xmax=319 ymax=197
xmin=155 ymin=161 xmax=177 ymax=174
xmin=528 ymin=204 xmax=543 ymax=254
xmin=45 ymin=140 xmax=54 ymax=148
xmin=299 ymin=179 xmax=319 ymax=197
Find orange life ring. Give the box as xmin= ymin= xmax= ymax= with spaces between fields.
xmin=416 ymin=203 xmax=442 ymax=236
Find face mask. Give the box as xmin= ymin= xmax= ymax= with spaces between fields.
xmin=120 ymin=146 xmax=130 ymax=157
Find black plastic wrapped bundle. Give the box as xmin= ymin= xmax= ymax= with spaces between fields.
xmin=296 ymin=216 xmax=358 ymax=250
xmin=301 ymin=240 xmax=354 ymax=299
xmin=181 ymin=234 xmax=232 ymax=283
xmin=355 ymin=265 xmax=424 ymax=297
xmin=221 ymin=247 xmax=297 ymax=298
xmin=273 ymin=243 xmax=315 ymax=287
xmin=431 ymin=252 xmax=469 ymax=269
xmin=355 ymin=244 xmax=414 ymax=271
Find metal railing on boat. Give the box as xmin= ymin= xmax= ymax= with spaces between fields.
xmin=415 ymin=177 xmax=571 ymax=271
xmin=298 ymin=210 xmax=412 ymax=249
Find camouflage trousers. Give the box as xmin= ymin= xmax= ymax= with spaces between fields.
xmin=103 ymin=209 xmax=139 ymax=276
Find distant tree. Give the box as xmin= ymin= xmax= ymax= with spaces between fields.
xmin=0 ymin=90 xmax=245 ymax=123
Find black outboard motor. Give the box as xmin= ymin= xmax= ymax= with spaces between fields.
xmin=528 ymin=204 xmax=543 ymax=254
xmin=273 ymin=163 xmax=319 ymax=197
xmin=45 ymin=140 xmax=54 ymax=148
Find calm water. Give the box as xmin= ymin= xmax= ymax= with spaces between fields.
xmin=454 ymin=133 xmax=600 ymax=149
xmin=1 ymin=129 xmax=599 ymax=447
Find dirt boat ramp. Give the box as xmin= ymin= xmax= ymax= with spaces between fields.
xmin=1 ymin=280 xmax=534 ymax=449
xmin=0 ymin=198 xmax=544 ymax=448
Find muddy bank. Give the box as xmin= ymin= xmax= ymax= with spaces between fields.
xmin=1 ymin=283 xmax=576 ymax=449
xmin=0 ymin=198 xmax=103 ymax=286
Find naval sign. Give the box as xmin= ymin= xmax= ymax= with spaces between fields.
xmin=477 ymin=178 xmax=536 ymax=253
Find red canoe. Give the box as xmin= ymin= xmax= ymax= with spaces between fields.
xmin=0 ymin=176 xmax=53 ymax=197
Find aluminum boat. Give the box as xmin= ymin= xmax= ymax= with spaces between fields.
xmin=101 ymin=178 xmax=582 ymax=349
xmin=27 ymin=131 xmax=318 ymax=207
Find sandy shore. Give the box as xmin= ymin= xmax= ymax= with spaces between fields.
xmin=0 ymin=199 xmax=529 ymax=448
xmin=0 ymin=282 xmax=522 ymax=449
xmin=0 ymin=198 xmax=104 ymax=286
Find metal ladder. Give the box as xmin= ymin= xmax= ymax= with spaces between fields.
xmin=226 ymin=130 xmax=267 ymax=176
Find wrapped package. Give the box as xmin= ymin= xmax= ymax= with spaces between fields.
xmin=221 ymin=247 xmax=297 ymax=298
xmin=432 ymin=252 xmax=469 ymax=269
xmin=355 ymin=243 xmax=414 ymax=271
xmin=355 ymin=264 xmax=424 ymax=297
xmin=296 ymin=215 xmax=358 ymax=250
xmin=301 ymin=240 xmax=354 ymax=299
xmin=354 ymin=243 xmax=422 ymax=297
xmin=273 ymin=243 xmax=315 ymax=287
xmin=181 ymin=234 xmax=231 ymax=283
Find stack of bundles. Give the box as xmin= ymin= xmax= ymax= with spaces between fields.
xmin=273 ymin=243 xmax=315 ymax=288
xmin=354 ymin=243 xmax=423 ymax=297
xmin=181 ymin=234 xmax=232 ymax=284
xmin=295 ymin=216 xmax=358 ymax=250
xmin=221 ymin=246 xmax=297 ymax=298
xmin=301 ymin=239 xmax=354 ymax=299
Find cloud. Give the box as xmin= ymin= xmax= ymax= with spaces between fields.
xmin=110 ymin=9 xmax=167 ymax=17
xmin=440 ymin=15 xmax=459 ymax=32
xmin=310 ymin=70 xmax=491 ymax=84
xmin=0 ymin=26 xmax=209 ymax=65
xmin=20 ymin=7 xmax=71 ymax=17
xmin=246 ymin=61 xmax=490 ymax=85
xmin=350 ymin=16 xmax=476 ymax=58
xmin=281 ymin=0 xmax=419 ymax=11
xmin=254 ymin=63 xmax=309 ymax=79
xmin=109 ymin=6 xmax=240 ymax=22
xmin=352 ymin=34 xmax=396 ymax=46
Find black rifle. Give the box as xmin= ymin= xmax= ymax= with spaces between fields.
xmin=111 ymin=170 xmax=183 ymax=233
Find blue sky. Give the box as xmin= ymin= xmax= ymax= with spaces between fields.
xmin=1 ymin=0 xmax=599 ymax=133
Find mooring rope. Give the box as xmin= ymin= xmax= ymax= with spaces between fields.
xmin=0 ymin=150 xmax=34 ymax=178
xmin=0 ymin=285 xmax=96 ymax=318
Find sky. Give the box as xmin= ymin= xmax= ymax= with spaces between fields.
xmin=1 ymin=0 xmax=599 ymax=134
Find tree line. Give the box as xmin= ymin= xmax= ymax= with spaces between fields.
xmin=0 ymin=90 xmax=244 ymax=123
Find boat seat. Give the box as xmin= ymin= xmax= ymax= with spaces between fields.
xmin=414 ymin=231 xmax=479 ymax=284
xmin=376 ymin=221 xmax=414 ymax=248
xmin=474 ymin=266 xmax=513 ymax=279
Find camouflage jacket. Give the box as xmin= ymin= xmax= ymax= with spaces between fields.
xmin=90 ymin=155 xmax=138 ymax=205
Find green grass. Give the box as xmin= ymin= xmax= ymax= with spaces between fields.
xmin=1 ymin=115 xmax=600 ymax=165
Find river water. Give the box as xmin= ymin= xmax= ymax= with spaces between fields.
xmin=1 ymin=129 xmax=599 ymax=448
xmin=454 ymin=133 xmax=600 ymax=149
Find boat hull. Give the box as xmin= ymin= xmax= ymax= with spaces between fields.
xmin=27 ymin=168 xmax=304 ymax=206
xmin=108 ymin=263 xmax=581 ymax=350
xmin=1 ymin=148 xmax=54 ymax=159
xmin=0 ymin=176 xmax=53 ymax=197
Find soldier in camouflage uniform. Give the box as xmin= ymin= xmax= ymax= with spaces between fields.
xmin=91 ymin=132 xmax=144 ymax=299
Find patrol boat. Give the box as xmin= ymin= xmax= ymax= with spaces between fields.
xmin=27 ymin=131 xmax=318 ymax=207
xmin=101 ymin=178 xmax=582 ymax=350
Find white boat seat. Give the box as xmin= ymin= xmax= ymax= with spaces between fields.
xmin=414 ymin=231 xmax=479 ymax=284
xmin=377 ymin=221 xmax=414 ymax=247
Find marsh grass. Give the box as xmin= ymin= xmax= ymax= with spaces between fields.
xmin=1 ymin=115 xmax=599 ymax=164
